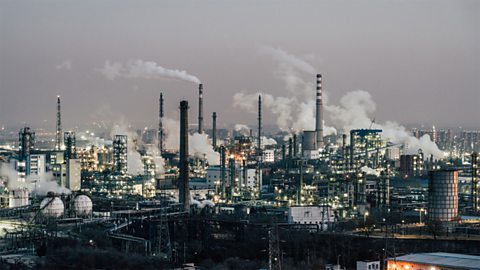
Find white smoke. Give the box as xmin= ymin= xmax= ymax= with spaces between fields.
xmin=360 ymin=166 xmax=380 ymax=177
xmin=31 ymin=172 xmax=71 ymax=196
xmin=191 ymin=198 xmax=215 ymax=208
xmin=1 ymin=163 xmax=70 ymax=196
xmin=164 ymin=117 xmax=180 ymax=150
xmin=233 ymin=92 xmax=336 ymax=135
xmin=110 ymin=119 xmax=144 ymax=175
xmin=163 ymin=118 xmax=219 ymax=165
xmin=145 ymin=145 xmax=165 ymax=174
xmin=98 ymin=59 xmax=201 ymax=84
xmin=234 ymin=124 xmax=250 ymax=136
xmin=261 ymin=136 xmax=277 ymax=147
xmin=325 ymin=90 xmax=444 ymax=158
xmin=189 ymin=133 xmax=220 ymax=165
xmin=233 ymin=46 xmax=336 ymax=135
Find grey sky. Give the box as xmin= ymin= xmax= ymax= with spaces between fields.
xmin=1 ymin=0 xmax=479 ymax=131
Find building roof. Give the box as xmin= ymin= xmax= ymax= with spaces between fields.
xmin=391 ymin=252 xmax=480 ymax=269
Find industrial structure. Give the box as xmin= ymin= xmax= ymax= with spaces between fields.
xmin=0 ymin=73 xmax=479 ymax=269
xmin=158 ymin=92 xmax=165 ymax=155
xmin=55 ymin=95 xmax=63 ymax=151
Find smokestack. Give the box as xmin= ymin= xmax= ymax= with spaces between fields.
xmin=242 ymin=158 xmax=247 ymax=190
xmin=212 ymin=112 xmax=217 ymax=149
xmin=198 ymin=84 xmax=204 ymax=134
xmin=258 ymin=95 xmax=262 ymax=152
xmin=315 ymin=74 xmax=324 ymax=149
xmin=220 ymin=146 xmax=226 ymax=198
xmin=55 ymin=95 xmax=63 ymax=151
xmin=179 ymin=100 xmax=190 ymax=212
xmin=288 ymin=138 xmax=293 ymax=160
xmin=229 ymin=157 xmax=235 ymax=200
xmin=293 ymin=134 xmax=298 ymax=157
xmin=158 ymin=92 xmax=164 ymax=154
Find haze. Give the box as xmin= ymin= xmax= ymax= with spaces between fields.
xmin=0 ymin=0 xmax=479 ymax=131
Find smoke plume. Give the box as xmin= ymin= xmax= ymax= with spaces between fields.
xmin=234 ymin=124 xmax=250 ymax=136
xmin=99 ymin=59 xmax=201 ymax=84
xmin=233 ymin=46 xmax=336 ymax=135
xmin=325 ymin=90 xmax=444 ymax=158
xmin=111 ymin=119 xmax=144 ymax=175
xmin=1 ymin=163 xmax=70 ymax=195
xmin=163 ymin=118 xmax=219 ymax=165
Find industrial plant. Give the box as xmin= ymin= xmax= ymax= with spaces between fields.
xmin=0 ymin=72 xmax=479 ymax=269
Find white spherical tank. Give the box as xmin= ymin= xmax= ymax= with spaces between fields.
xmin=40 ymin=197 xmax=64 ymax=218
xmin=73 ymin=195 xmax=93 ymax=217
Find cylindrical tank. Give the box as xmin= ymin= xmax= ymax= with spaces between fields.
xmin=73 ymin=195 xmax=93 ymax=217
xmin=9 ymin=188 xmax=29 ymax=208
xmin=302 ymin=131 xmax=317 ymax=151
xmin=428 ymin=170 xmax=458 ymax=222
xmin=40 ymin=197 xmax=64 ymax=218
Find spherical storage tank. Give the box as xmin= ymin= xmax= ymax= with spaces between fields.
xmin=73 ymin=195 xmax=93 ymax=217
xmin=40 ymin=197 xmax=64 ymax=218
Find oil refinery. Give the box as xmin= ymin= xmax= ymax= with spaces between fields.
xmin=0 ymin=73 xmax=479 ymax=269
xmin=1 ymin=1 xmax=479 ymax=269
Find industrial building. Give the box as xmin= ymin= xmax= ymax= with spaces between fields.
xmin=387 ymin=253 xmax=480 ymax=270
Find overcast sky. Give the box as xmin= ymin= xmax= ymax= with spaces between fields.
xmin=0 ymin=0 xmax=479 ymax=131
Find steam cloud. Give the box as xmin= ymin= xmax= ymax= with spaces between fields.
xmin=233 ymin=46 xmax=336 ymax=135
xmin=99 ymin=59 xmax=201 ymax=84
xmin=235 ymin=46 xmax=442 ymax=158
xmin=163 ymin=117 xmax=219 ymax=165
xmin=325 ymin=90 xmax=444 ymax=158
xmin=361 ymin=166 xmax=380 ymax=177
xmin=1 ymin=163 xmax=70 ymax=196
xmin=110 ymin=119 xmax=145 ymax=175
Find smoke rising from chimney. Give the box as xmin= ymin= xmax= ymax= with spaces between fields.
xmin=98 ymin=59 xmax=201 ymax=84
xmin=233 ymin=46 xmax=336 ymax=135
xmin=162 ymin=117 xmax=219 ymax=165
xmin=325 ymin=90 xmax=444 ymax=158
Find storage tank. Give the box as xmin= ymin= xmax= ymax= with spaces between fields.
xmin=9 ymin=188 xmax=29 ymax=208
xmin=428 ymin=169 xmax=458 ymax=222
xmin=40 ymin=197 xmax=64 ymax=218
xmin=73 ymin=195 xmax=93 ymax=217
xmin=302 ymin=131 xmax=317 ymax=151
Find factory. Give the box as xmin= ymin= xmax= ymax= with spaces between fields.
xmin=0 ymin=74 xmax=479 ymax=269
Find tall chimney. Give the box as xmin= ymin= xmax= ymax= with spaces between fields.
xmin=258 ymin=95 xmax=262 ymax=152
xmin=212 ymin=112 xmax=217 ymax=149
xmin=158 ymin=92 xmax=164 ymax=155
xmin=315 ymin=74 xmax=324 ymax=149
xmin=179 ymin=100 xmax=190 ymax=212
xmin=198 ymin=84 xmax=204 ymax=134
xmin=220 ymin=146 xmax=226 ymax=198
xmin=293 ymin=134 xmax=298 ymax=157
xmin=55 ymin=96 xmax=63 ymax=151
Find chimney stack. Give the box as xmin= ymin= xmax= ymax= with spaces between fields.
xmin=315 ymin=74 xmax=324 ymax=149
xmin=212 ymin=112 xmax=217 ymax=149
xmin=158 ymin=92 xmax=164 ymax=155
xmin=198 ymin=84 xmax=204 ymax=134
xmin=258 ymin=95 xmax=262 ymax=152
xmin=179 ymin=100 xmax=190 ymax=212
xmin=55 ymin=96 xmax=63 ymax=151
